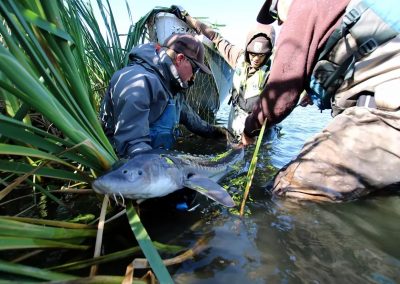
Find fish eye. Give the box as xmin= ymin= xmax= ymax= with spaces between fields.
xmin=122 ymin=170 xmax=128 ymax=174
xmin=138 ymin=170 xmax=143 ymax=176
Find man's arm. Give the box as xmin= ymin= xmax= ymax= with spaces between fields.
xmin=243 ymin=0 xmax=348 ymax=138
xmin=179 ymin=99 xmax=227 ymax=139
xmin=110 ymin=69 xmax=154 ymax=157
xmin=184 ymin=15 xmax=243 ymax=69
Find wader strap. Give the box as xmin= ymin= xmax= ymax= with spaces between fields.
xmin=320 ymin=1 xmax=396 ymax=93
xmin=317 ymin=2 xmax=368 ymax=61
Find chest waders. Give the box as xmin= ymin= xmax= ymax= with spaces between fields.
xmin=149 ymin=97 xmax=181 ymax=150
xmin=148 ymin=96 xmax=198 ymax=211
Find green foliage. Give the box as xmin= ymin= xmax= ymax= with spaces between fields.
xmin=126 ymin=202 xmax=175 ymax=284
xmin=0 ymin=0 xmax=174 ymax=281
xmin=240 ymin=120 xmax=268 ymax=216
xmin=0 ymin=0 xmax=117 ymax=177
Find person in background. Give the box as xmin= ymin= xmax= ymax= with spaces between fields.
xmin=242 ymin=0 xmax=400 ymax=201
xmin=172 ymin=6 xmax=275 ymax=138
xmin=100 ymin=33 xmax=231 ymax=159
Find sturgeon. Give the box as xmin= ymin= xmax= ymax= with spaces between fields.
xmin=92 ymin=147 xmax=244 ymax=207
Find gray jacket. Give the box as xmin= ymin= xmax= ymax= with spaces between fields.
xmin=100 ymin=43 xmax=221 ymax=158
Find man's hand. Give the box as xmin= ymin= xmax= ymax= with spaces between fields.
xmin=241 ymin=132 xmax=255 ymax=146
xmin=170 ymin=5 xmax=188 ymax=22
xmin=298 ymin=91 xmax=313 ymax=107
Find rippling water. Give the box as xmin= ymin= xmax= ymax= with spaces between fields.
xmin=164 ymin=103 xmax=400 ymax=283
xmin=92 ymin=102 xmax=400 ymax=283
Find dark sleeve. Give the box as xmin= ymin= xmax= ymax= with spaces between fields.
xmin=179 ymin=100 xmax=222 ymax=138
xmin=244 ymin=0 xmax=347 ymax=137
xmin=110 ymin=68 xmax=156 ymax=157
xmin=99 ymin=86 xmax=115 ymax=138
xmin=186 ymin=15 xmax=243 ymax=69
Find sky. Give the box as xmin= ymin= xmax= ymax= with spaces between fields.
xmin=105 ymin=0 xmax=265 ymax=47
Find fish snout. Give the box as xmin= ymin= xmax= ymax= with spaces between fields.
xmin=92 ymin=177 xmax=109 ymax=195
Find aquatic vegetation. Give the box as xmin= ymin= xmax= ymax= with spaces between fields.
xmin=0 ymin=0 xmax=181 ymax=282
xmin=0 ymin=0 xmax=237 ymax=281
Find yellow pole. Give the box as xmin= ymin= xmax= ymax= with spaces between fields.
xmin=239 ymin=119 xmax=267 ymax=216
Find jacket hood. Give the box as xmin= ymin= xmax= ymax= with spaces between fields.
xmin=128 ymin=43 xmax=188 ymax=91
xmin=244 ymin=24 xmax=275 ymax=63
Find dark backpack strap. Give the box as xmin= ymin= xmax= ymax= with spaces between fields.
xmin=318 ymin=0 xmax=396 ymax=94
xmin=318 ymin=2 xmax=366 ymax=61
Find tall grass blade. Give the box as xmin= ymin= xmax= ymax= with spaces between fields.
xmin=0 ymin=260 xmax=77 ymax=281
xmin=0 ymin=236 xmax=90 ymax=250
xmin=0 ymin=217 xmax=96 ymax=239
xmin=240 ymin=119 xmax=268 ymax=216
xmin=126 ymin=202 xmax=174 ymax=283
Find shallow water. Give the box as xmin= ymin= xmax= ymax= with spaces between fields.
xmin=20 ymin=103 xmax=397 ymax=283
xmin=152 ymin=104 xmax=400 ymax=283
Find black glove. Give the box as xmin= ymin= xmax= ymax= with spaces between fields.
xmin=170 ymin=5 xmax=188 ymax=22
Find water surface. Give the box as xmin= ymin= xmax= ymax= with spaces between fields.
xmin=163 ymin=104 xmax=400 ymax=283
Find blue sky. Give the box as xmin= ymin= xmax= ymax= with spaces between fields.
xmin=106 ymin=0 xmax=265 ymax=47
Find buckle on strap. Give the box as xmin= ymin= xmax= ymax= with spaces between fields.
xmin=343 ymin=7 xmax=362 ymax=27
xmin=340 ymin=2 xmax=369 ymax=34
xmin=359 ymin=38 xmax=378 ymax=56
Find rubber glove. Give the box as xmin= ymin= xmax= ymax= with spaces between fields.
xmin=170 ymin=5 xmax=189 ymax=22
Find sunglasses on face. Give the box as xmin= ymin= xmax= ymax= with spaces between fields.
xmin=186 ymin=56 xmax=200 ymax=74
xmin=248 ymin=52 xmax=268 ymax=58
xmin=249 ymin=52 xmax=271 ymax=58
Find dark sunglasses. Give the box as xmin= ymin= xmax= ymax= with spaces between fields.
xmin=186 ymin=56 xmax=200 ymax=74
xmin=248 ymin=52 xmax=267 ymax=57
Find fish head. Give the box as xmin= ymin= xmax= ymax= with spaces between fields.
xmin=92 ymin=153 xmax=179 ymax=200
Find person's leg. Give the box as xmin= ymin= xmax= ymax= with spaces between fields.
xmin=272 ymin=107 xmax=400 ymax=202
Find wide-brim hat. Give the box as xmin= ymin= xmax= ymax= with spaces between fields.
xmin=257 ymin=0 xmax=278 ymax=25
xmin=163 ymin=33 xmax=212 ymax=74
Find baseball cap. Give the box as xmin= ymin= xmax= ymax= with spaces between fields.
xmin=163 ymin=33 xmax=212 ymax=74
xmin=257 ymin=0 xmax=279 ymax=25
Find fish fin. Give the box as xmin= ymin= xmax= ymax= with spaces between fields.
xmin=183 ymin=176 xmax=235 ymax=207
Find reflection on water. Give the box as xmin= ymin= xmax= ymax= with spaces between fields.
xmin=168 ymin=103 xmax=400 ymax=283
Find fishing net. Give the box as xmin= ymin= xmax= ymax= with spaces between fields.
xmin=128 ymin=7 xmax=233 ymax=122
